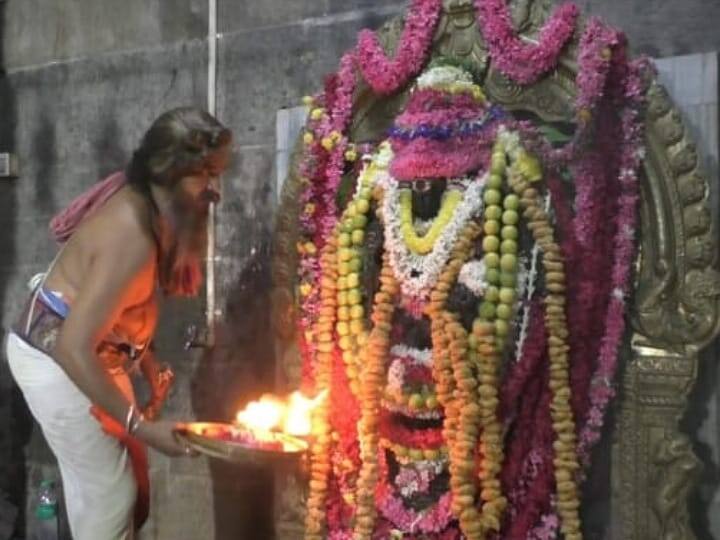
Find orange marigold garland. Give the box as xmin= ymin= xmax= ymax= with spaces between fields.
xmin=353 ymin=252 xmax=398 ymax=540
xmin=502 ymin=129 xmax=583 ymax=540
xmin=427 ymin=222 xmax=487 ymax=539
xmin=305 ymin=239 xmax=340 ymax=540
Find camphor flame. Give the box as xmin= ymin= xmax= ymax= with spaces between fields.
xmin=235 ymin=390 xmax=327 ymax=437
xmin=235 ymin=396 xmax=284 ymax=432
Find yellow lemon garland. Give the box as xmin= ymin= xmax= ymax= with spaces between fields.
xmin=399 ymin=188 xmax=464 ymax=254
xmin=459 ymin=136 xmax=517 ymax=534
xmin=306 ymin=155 xmax=385 ymax=539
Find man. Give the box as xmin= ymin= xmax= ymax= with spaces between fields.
xmin=6 ymin=107 xmax=232 ymax=539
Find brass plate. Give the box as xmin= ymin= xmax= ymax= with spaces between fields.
xmin=174 ymin=422 xmax=308 ymax=465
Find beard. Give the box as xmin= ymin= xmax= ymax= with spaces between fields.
xmin=157 ymin=188 xmax=213 ymax=297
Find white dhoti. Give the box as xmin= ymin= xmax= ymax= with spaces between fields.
xmin=6 ymin=332 xmax=136 ymax=540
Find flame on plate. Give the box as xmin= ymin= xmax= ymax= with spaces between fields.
xmin=235 ymin=390 xmax=327 ymax=437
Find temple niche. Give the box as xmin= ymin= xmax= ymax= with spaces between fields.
xmin=271 ymin=0 xmax=720 ymax=538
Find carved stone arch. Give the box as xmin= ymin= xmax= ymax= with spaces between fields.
xmin=271 ymin=1 xmax=720 ymax=537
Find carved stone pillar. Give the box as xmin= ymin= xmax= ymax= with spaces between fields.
xmin=613 ymin=344 xmax=703 ymax=540
xmin=611 ymin=75 xmax=720 ymax=539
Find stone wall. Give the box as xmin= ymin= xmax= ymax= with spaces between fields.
xmin=0 ymin=1 xmax=718 ymax=539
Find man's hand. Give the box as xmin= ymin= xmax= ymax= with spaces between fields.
xmin=142 ymin=364 xmax=175 ymax=420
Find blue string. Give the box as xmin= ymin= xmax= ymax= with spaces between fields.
xmin=388 ymin=106 xmax=507 ymax=142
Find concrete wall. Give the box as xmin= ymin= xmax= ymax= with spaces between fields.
xmin=0 ymin=1 xmax=718 ymax=539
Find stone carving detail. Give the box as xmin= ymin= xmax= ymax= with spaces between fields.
xmin=274 ymin=470 xmax=308 ymax=540
xmin=271 ymin=1 xmax=720 ymax=538
xmin=613 ymin=347 xmax=701 ymax=540
xmin=651 ymin=433 xmax=702 ymax=540
xmin=484 ymin=66 xmax=576 ymax=122
xmin=435 ymin=0 xmax=489 ymax=74
xmin=633 ymin=80 xmax=720 ymax=349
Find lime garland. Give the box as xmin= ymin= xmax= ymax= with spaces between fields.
xmin=379 ymin=437 xmax=448 ymax=463
xmin=466 ymin=136 xmax=519 ymax=534
xmin=335 ymin=159 xmax=379 ymax=395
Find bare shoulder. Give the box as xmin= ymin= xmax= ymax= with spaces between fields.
xmin=78 ymin=185 xmax=156 ymax=267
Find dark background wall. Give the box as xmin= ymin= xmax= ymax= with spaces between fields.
xmin=0 ymin=1 xmax=718 ymax=539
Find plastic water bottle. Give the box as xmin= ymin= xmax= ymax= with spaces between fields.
xmin=32 ymin=480 xmax=58 ymax=540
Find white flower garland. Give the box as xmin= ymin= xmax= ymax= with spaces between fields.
xmin=387 ymin=358 xmax=406 ymax=395
xmin=387 ymin=346 xmax=433 ymax=395
xmin=353 ymin=141 xmax=393 ymax=200
xmin=396 ymin=460 xmax=446 ymax=498
xmin=416 ymin=65 xmax=479 ymax=96
xmin=390 ymin=344 xmax=433 ymax=366
xmin=458 ymin=259 xmax=487 ymax=297
xmin=379 ymin=173 xmax=486 ymax=300
xmin=513 ymin=196 xmax=551 ymax=362
xmin=417 ymin=65 xmax=474 ymax=88
xmin=497 ymin=126 xmax=521 ymax=159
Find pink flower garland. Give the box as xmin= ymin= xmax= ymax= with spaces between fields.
xmin=357 ymin=0 xmax=442 ymax=95
xmin=476 ymin=0 xmax=579 ymax=85
xmin=509 ymin=24 xmax=651 ymax=540
xmin=575 ymin=18 xmax=621 ymax=116
xmin=294 ymin=0 xmax=445 ymax=531
xmin=577 ymin=54 xmax=651 ymax=463
xmin=528 ymin=511 xmax=560 ymax=540
xmin=295 ymin=51 xmax=359 ymax=382
xmin=490 ymin=13 xmax=650 ymax=537
xmin=295 ymin=0 xmax=441 ymax=389
xmin=312 ymin=52 xmax=358 ymax=243
xmin=373 ymin=450 xmax=455 ymax=534
xmin=332 ymin=52 xmax=358 ymax=132
xmin=572 ymin=18 xmax=622 ymax=248
xmin=377 ymin=488 xmax=454 ymax=535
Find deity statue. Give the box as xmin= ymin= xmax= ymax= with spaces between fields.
xmin=300 ymin=63 xmax=581 ymax=539
xmin=273 ymin=1 xmax=719 ymax=538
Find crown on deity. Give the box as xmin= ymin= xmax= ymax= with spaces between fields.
xmin=388 ymin=63 xmax=506 ymax=181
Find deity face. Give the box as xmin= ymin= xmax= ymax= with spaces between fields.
xmin=405 ymin=179 xmax=448 ymax=220
xmin=408 ymin=179 xmax=434 ymax=193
